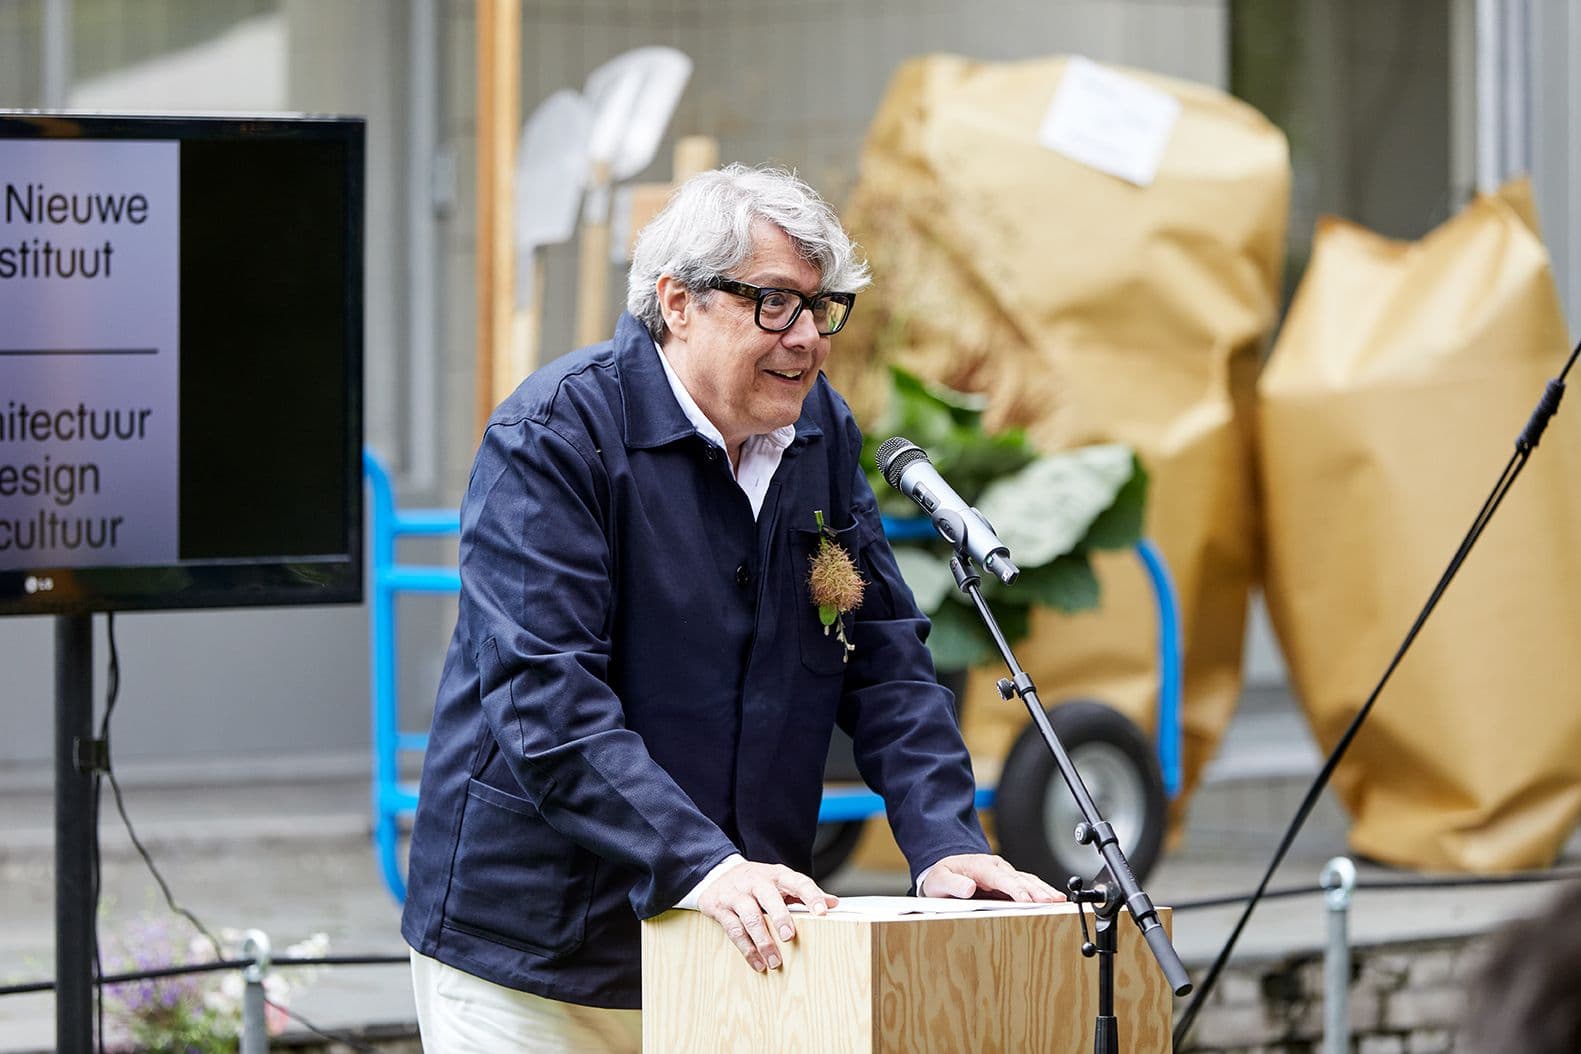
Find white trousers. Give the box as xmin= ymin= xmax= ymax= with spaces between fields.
xmin=410 ymin=948 xmax=642 ymax=1054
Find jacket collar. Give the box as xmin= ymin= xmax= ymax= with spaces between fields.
xmin=615 ymin=312 xmax=823 ymax=450
xmin=616 ymin=313 xmax=694 ymax=449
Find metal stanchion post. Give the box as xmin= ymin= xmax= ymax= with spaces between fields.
xmin=54 ymin=614 xmax=95 ymax=1054
xmin=241 ymin=930 xmax=272 ymax=1054
xmin=1320 ymin=857 xmax=1358 ymax=1054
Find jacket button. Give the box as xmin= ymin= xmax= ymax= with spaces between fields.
xmin=735 ymin=564 xmax=752 ymax=587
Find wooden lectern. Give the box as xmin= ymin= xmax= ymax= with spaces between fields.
xmin=641 ymin=903 xmax=1173 ymax=1053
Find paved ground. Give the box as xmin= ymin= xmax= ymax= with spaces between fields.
xmin=2 ymin=693 xmax=1577 ymax=1051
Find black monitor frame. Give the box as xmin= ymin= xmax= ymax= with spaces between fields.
xmin=0 ymin=112 xmax=364 ymax=615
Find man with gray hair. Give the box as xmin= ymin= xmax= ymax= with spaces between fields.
xmin=402 ymin=164 xmax=1060 ymax=1052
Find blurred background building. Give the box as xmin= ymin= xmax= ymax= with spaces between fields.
xmin=0 ymin=0 xmax=1575 ymax=798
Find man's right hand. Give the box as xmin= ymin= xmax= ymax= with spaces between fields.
xmin=696 ymin=861 xmax=838 ymax=973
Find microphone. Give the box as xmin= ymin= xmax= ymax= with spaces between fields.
xmin=874 ymin=437 xmax=1019 ymax=585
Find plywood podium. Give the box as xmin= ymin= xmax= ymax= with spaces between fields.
xmin=641 ymin=902 xmax=1173 ymax=1053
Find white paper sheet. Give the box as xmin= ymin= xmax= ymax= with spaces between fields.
xmin=1037 ymin=56 xmax=1181 ymax=186
xmin=791 ymin=896 xmax=1069 ymax=920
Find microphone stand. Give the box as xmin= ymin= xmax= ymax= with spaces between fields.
xmin=1069 ymin=876 xmax=1123 ymax=1054
xmin=943 ymin=543 xmax=1192 ymax=1049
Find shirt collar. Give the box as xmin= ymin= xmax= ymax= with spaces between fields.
xmin=655 ymin=339 xmax=797 ymax=456
xmin=615 ymin=314 xmax=694 ymax=449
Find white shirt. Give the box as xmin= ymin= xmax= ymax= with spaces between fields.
xmin=656 ymin=343 xmax=794 ymax=519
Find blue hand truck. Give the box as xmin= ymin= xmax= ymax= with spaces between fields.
xmin=365 ymin=450 xmax=1183 ymax=902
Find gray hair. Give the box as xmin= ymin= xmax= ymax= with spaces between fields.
xmin=626 ymin=163 xmax=871 ymax=342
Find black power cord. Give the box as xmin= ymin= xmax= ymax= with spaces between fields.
xmin=90 ymin=614 xmax=226 ymax=1053
xmin=1173 ymin=340 xmax=1580 ymax=1048
xmin=88 ymin=613 xmax=381 ymax=1054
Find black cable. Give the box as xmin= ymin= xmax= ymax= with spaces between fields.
xmin=78 ymin=616 xmax=397 ymax=1050
xmin=89 ymin=612 xmax=122 ymax=1054
xmin=272 ymin=954 xmax=412 ymax=967
xmin=88 ymin=611 xmax=223 ymax=1052
xmin=102 ymin=769 xmax=226 ymax=958
xmin=94 ymin=614 xmax=226 ymax=958
xmin=1174 ymin=450 xmax=1526 ymax=1039
xmin=1173 ymin=341 xmax=1577 ymax=1048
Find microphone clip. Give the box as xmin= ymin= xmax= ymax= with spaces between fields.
xmin=933 ymin=507 xmax=1019 ymax=585
xmin=948 ymin=555 xmax=980 ymax=592
xmin=931 ymin=508 xmax=968 ymax=550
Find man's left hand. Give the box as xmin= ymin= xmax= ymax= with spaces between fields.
xmin=919 ymin=854 xmax=1066 ymax=903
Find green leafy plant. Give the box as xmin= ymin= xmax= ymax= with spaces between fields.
xmin=861 ymin=367 xmax=1148 ymax=669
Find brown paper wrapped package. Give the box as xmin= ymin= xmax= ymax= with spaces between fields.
xmin=829 ymin=54 xmax=1289 ymax=870
xmin=1259 ymin=180 xmax=1581 ymax=872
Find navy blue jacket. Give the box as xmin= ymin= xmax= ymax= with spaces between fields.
xmin=401 ymin=313 xmax=989 ymax=1008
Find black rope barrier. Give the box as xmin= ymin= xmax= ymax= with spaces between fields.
xmin=0 ymin=952 xmax=410 ymax=999
xmin=7 ymin=866 xmax=1581 ymax=999
xmin=1170 ymin=866 xmax=1581 ymax=915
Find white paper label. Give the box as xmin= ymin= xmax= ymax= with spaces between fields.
xmin=0 ymin=139 xmax=181 ymax=569
xmin=1037 ymin=56 xmax=1181 ymax=187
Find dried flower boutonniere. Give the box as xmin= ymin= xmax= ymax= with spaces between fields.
xmin=807 ymin=510 xmax=866 ymax=663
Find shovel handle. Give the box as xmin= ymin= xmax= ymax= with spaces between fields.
xmin=576 ymin=162 xmax=614 ymax=348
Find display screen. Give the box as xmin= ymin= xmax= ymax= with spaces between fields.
xmin=0 ymin=113 xmax=364 ymax=615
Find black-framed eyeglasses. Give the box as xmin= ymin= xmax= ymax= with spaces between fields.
xmin=704 ymin=278 xmax=857 ymax=336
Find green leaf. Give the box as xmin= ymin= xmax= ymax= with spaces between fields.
xmin=891 ymin=365 xmax=987 ymax=427
xmin=933 ymin=427 xmax=1038 ymax=504
xmin=1011 ymin=553 xmax=1101 ymax=613
xmin=861 ymin=367 xmax=1145 ymax=655
xmin=863 ymin=369 xmax=1042 ymax=508
xmin=819 ymin=603 xmax=839 ymax=627
xmin=968 ymin=584 xmax=1033 ymax=647
xmin=924 ymin=598 xmax=996 ymax=669
xmin=892 ymin=546 xmax=956 ymax=613
xmin=1082 ymin=453 xmax=1149 ymax=550
xmin=887 ymin=368 xmax=962 ymax=449
xmin=975 ymin=444 xmax=1137 ymax=567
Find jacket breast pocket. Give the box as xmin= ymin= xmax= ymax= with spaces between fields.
xmin=440 ymin=778 xmax=593 ymax=958
xmin=789 ymin=522 xmax=864 ymax=677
